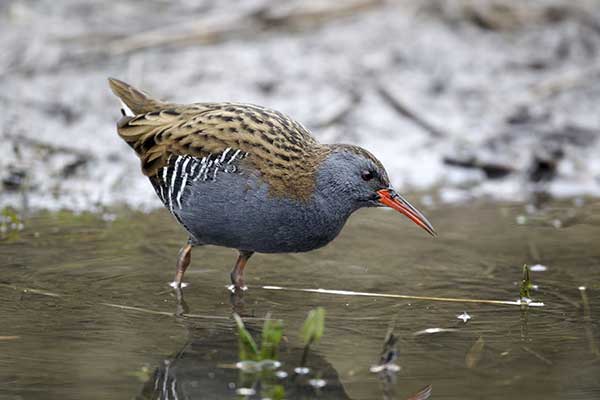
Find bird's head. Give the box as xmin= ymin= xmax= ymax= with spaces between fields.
xmin=317 ymin=144 xmax=436 ymax=236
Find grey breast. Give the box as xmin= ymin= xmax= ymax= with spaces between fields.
xmin=150 ymin=149 xmax=352 ymax=253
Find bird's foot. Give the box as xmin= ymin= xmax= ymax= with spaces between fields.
xmin=229 ymin=286 xmax=246 ymax=313
xmin=227 ymin=284 xmax=248 ymax=293
xmin=169 ymin=281 xmax=189 ymax=289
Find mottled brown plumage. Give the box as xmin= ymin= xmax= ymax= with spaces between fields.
xmin=108 ymin=78 xmax=334 ymax=199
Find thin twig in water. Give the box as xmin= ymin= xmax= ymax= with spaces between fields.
xmin=101 ymin=303 xmax=177 ymax=317
xmin=376 ymin=84 xmax=446 ymax=138
xmin=579 ymin=286 xmax=600 ymax=357
xmin=522 ymin=346 xmax=553 ymax=365
xmin=259 ymin=286 xmax=544 ymax=307
xmin=100 ymin=302 xmax=227 ymax=320
xmin=100 ymin=302 xmax=267 ymax=321
xmin=0 ymin=283 xmax=61 ymax=298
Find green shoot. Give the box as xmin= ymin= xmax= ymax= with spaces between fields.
xmin=234 ymin=313 xmax=286 ymax=399
xmin=299 ymin=307 xmax=326 ymax=368
xmin=520 ymin=264 xmax=534 ymax=300
xmin=234 ymin=313 xmax=284 ymax=362
xmin=260 ymin=313 xmax=284 ymax=360
xmin=300 ymin=307 xmax=325 ymax=346
xmin=234 ymin=314 xmax=259 ymax=361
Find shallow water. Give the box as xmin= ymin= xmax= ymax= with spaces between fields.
xmin=1 ymin=200 xmax=599 ymax=399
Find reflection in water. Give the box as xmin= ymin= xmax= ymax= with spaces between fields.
xmin=137 ymin=319 xmax=350 ymax=400
xmin=370 ymin=329 xmax=402 ymax=400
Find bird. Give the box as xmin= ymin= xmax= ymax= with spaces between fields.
xmin=107 ymin=78 xmax=436 ymax=291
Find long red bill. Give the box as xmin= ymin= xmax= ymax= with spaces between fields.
xmin=377 ymin=189 xmax=436 ymax=236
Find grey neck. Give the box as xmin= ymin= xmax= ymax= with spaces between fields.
xmin=312 ymin=152 xmax=364 ymax=221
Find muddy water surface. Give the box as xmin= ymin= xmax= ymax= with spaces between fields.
xmin=1 ymin=201 xmax=600 ymax=399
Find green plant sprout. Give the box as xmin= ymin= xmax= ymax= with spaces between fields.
xmin=301 ymin=307 xmax=325 ymax=346
xmin=233 ymin=313 xmax=283 ymax=362
xmin=233 ymin=308 xmax=327 ymax=396
xmin=520 ymin=264 xmax=535 ymax=301
xmin=260 ymin=314 xmax=284 ymax=361
xmin=233 ymin=313 xmax=285 ymax=399
xmin=299 ymin=307 xmax=326 ymax=368
xmin=234 ymin=314 xmax=260 ymax=361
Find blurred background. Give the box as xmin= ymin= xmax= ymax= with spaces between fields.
xmin=2 ymin=0 xmax=600 ymax=211
xmin=2 ymin=2 xmax=600 ymax=399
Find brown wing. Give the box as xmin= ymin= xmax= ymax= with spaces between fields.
xmin=108 ymin=79 xmax=328 ymax=199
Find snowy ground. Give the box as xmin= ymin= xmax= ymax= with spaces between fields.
xmin=2 ymin=0 xmax=600 ymax=211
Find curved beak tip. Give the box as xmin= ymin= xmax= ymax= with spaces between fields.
xmin=376 ymin=189 xmax=436 ymax=237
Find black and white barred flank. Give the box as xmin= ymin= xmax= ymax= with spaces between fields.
xmin=151 ymin=148 xmax=248 ymax=213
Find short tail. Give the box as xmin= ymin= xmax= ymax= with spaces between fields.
xmin=107 ymin=78 xmax=167 ymax=116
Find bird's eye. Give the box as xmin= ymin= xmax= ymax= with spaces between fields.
xmin=361 ymin=170 xmax=374 ymax=181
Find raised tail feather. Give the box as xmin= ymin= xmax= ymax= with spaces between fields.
xmin=107 ymin=78 xmax=167 ymax=116
xmin=108 ymin=78 xmax=185 ymax=177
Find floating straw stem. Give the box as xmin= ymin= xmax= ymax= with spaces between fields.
xmin=260 ymin=286 xmax=545 ymax=307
